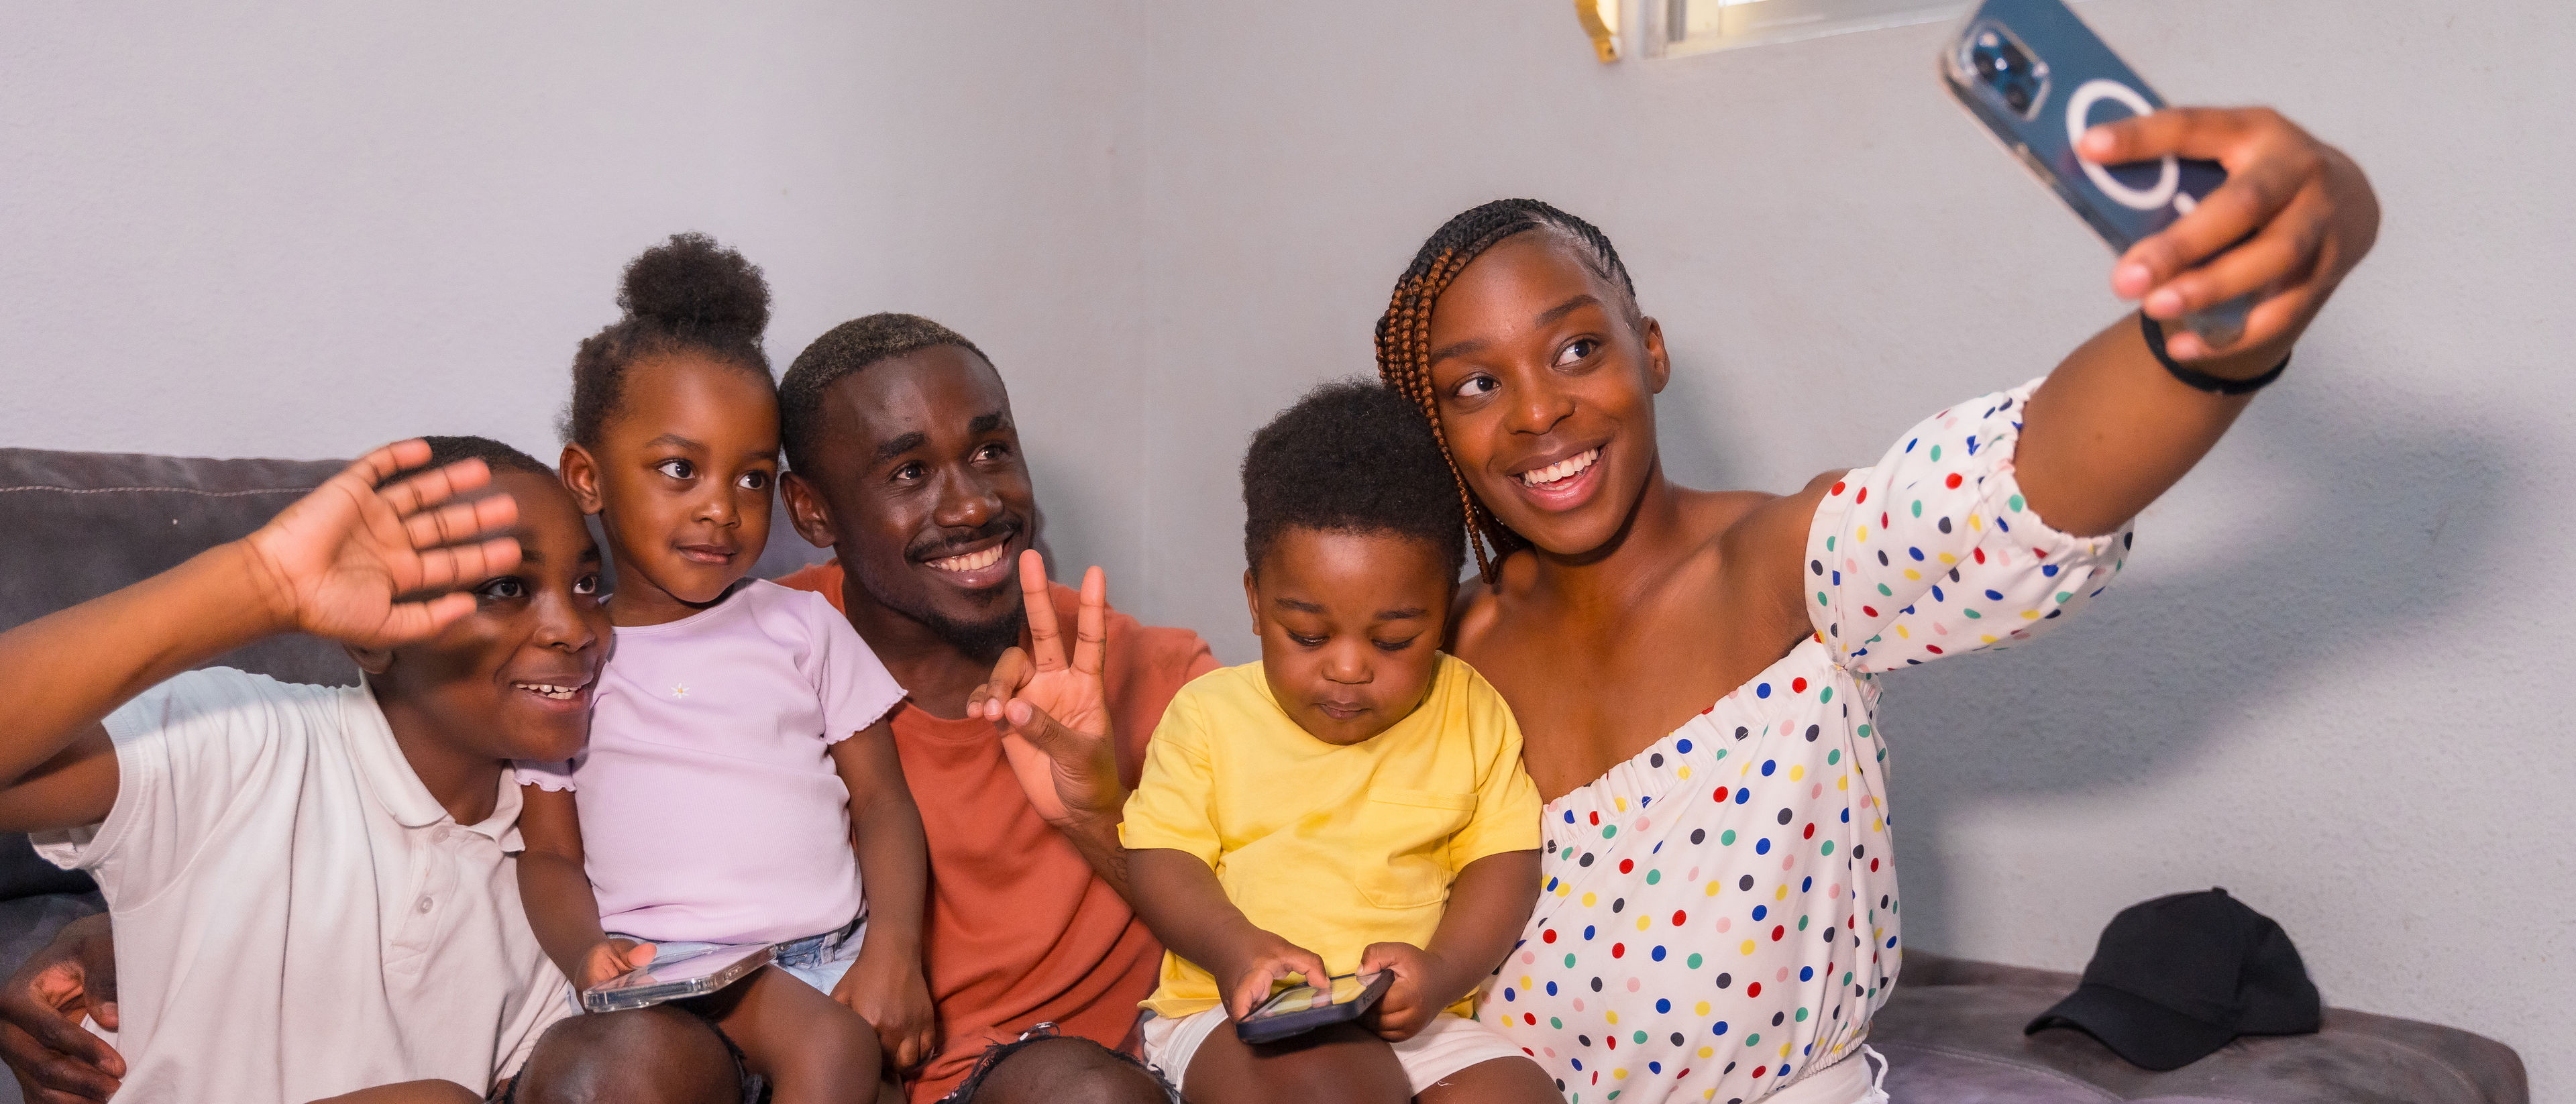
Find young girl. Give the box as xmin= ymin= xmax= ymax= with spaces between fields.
xmin=514 ymin=233 xmax=934 ymax=1103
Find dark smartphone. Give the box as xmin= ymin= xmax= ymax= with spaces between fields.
xmin=1235 ymin=971 xmax=1395 ymax=1046
xmin=1941 ymin=0 xmax=2251 ymax=345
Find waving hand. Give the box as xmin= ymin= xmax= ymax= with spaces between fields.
xmin=240 ymin=439 xmax=524 ymax=648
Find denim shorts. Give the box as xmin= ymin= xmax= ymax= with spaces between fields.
xmin=582 ymin=914 xmax=867 ymax=1009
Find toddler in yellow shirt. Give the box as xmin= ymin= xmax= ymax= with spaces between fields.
xmin=1122 ymin=382 xmax=1554 ymax=1103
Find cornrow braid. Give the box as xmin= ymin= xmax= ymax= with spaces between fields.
xmin=1373 ymin=199 xmax=1639 ymax=585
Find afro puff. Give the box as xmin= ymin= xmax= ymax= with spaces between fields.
xmin=559 ymin=232 xmax=774 ymax=447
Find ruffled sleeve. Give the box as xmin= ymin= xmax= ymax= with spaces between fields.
xmin=1805 ymin=378 xmax=2133 ymax=673
xmin=512 ymin=756 xmax=578 ymax=793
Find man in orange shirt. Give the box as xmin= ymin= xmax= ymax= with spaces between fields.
xmin=771 ymin=314 xmax=1214 ymax=1103
xmin=0 ymin=314 xmax=1208 ymax=1104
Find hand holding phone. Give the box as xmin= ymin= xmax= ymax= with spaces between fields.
xmin=1236 ymin=971 xmax=1395 ymax=1046
xmin=581 ymin=943 xmax=773 ymax=1013
xmin=1220 ymin=930 xmax=1334 ymax=1024
xmin=1354 ymin=941 xmax=1454 ymax=1042
xmin=1941 ymin=0 xmax=2379 ymax=360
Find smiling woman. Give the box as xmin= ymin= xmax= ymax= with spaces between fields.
xmin=1371 ymin=107 xmax=2377 ymax=1103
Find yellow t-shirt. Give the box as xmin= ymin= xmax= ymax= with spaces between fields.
xmin=1120 ymin=655 xmax=1542 ymax=1019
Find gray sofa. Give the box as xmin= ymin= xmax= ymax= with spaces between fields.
xmin=0 ymin=447 xmax=2529 ymax=1104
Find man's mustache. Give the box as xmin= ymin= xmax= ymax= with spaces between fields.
xmin=906 ymin=519 xmax=1022 ymax=563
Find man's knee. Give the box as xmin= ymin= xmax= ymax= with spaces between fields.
xmin=969 ymin=1037 xmax=1167 ymax=1104
xmin=513 ymin=1007 xmax=739 ymax=1104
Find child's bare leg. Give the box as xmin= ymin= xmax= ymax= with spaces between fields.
xmin=1185 ymin=1020 xmax=1409 ymax=1104
xmin=691 ymin=966 xmax=881 ymax=1104
xmin=1415 ymin=1056 xmax=1558 ymax=1104
xmin=305 ymin=1081 xmax=480 ymax=1104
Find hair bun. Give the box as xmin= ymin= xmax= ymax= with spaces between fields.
xmin=617 ymin=231 xmax=771 ymax=345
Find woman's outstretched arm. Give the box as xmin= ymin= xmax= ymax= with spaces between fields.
xmin=1731 ymin=105 xmax=2378 ymax=652
xmin=2015 ymin=107 xmax=2380 ymax=537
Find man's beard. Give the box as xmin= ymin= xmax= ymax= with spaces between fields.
xmin=917 ymin=600 xmax=1027 ymax=664
xmin=857 ymin=518 xmax=1030 ymax=663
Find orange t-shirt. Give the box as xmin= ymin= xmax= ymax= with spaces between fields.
xmin=774 ymin=561 xmax=1218 ymax=1101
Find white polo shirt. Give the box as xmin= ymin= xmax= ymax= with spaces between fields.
xmin=34 ymin=668 xmax=573 ymax=1102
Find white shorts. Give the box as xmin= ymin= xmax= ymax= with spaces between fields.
xmin=1139 ymin=1007 xmax=1528 ymax=1095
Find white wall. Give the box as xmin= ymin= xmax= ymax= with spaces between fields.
xmin=6 ymin=0 xmax=2570 ymax=1095
xmin=1127 ymin=0 xmax=2576 ymax=1096
xmin=0 ymin=0 xmax=1152 ymax=582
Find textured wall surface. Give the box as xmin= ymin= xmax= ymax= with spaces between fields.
xmin=5 ymin=0 xmax=2569 ymax=1093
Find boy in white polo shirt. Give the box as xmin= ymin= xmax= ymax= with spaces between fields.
xmin=0 ymin=437 xmax=608 ymax=1103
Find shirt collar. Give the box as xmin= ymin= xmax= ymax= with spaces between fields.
xmin=342 ymin=680 xmax=526 ymax=848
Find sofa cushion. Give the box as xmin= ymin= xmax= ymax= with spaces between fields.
xmin=0 ymin=447 xmax=358 ymax=684
xmin=1876 ymin=953 xmax=2526 ymax=1104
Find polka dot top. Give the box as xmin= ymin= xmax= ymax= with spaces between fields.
xmin=1477 ymin=379 xmax=2133 ymax=1104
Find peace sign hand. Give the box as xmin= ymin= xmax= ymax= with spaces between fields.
xmin=967 ymin=551 xmax=1121 ymax=828
xmin=237 ymin=439 xmax=523 ymax=650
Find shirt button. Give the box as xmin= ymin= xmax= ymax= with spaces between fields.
xmin=416 ymin=897 xmax=435 ymax=914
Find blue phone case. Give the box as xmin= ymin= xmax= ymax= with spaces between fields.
xmin=1941 ymin=0 xmax=2249 ymax=343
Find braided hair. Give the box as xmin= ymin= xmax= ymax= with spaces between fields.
xmin=559 ymin=232 xmax=774 ymax=447
xmin=1373 ymin=199 xmax=1639 ymax=584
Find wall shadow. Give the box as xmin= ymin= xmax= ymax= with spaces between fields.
xmin=1862 ymin=384 xmax=2510 ymax=953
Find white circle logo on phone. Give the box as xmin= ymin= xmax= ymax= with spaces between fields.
xmin=2067 ymin=78 xmax=2178 ymax=212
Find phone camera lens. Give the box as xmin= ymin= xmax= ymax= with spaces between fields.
xmin=1968 ymin=27 xmax=2044 ymax=118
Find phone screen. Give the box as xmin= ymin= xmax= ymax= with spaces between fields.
xmin=1246 ymin=971 xmax=1387 ymax=1021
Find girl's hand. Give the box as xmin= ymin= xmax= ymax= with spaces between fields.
xmin=835 ymin=953 xmax=938 ymax=1073
xmin=1216 ymin=931 xmax=1331 ymax=1023
xmin=968 ymin=552 xmax=1120 ymax=827
xmin=239 ymin=440 xmax=524 ymax=649
xmin=2081 ymin=107 xmax=2380 ymax=362
xmin=1356 ymin=942 xmax=1452 ymax=1042
xmin=572 ymin=938 xmax=655 ymax=995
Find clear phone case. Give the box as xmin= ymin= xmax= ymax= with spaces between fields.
xmin=580 ymin=943 xmax=774 ymax=1013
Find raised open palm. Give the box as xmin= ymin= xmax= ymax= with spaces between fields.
xmin=237 ymin=440 xmax=523 ymax=649
xmin=969 ymin=551 xmax=1118 ymax=826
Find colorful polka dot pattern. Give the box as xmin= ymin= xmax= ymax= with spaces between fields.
xmin=1478 ymin=380 xmax=2131 ymax=1103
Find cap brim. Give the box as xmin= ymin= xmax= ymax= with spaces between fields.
xmin=2023 ymin=983 xmax=2236 ymax=1072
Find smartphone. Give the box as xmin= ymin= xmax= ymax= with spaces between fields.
xmin=1235 ymin=971 xmax=1395 ymax=1046
xmin=1941 ymin=0 xmax=2251 ymax=345
xmin=581 ymin=943 xmax=773 ymax=1013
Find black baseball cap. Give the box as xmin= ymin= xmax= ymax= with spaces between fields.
xmin=2024 ymin=888 xmax=2321 ymax=1071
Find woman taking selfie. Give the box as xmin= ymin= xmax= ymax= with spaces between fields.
xmin=1368 ymin=106 xmax=2377 ymax=1104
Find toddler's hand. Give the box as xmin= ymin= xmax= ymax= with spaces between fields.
xmin=1358 ymin=942 xmax=1452 ymax=1042
xmin=1218 ymin=932 xmax=1331 ymax=1023
xmin=837 ymin=954 xmax=938 ymax=1074
xmin=573 ymin=939 xmax=655 ymax=995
